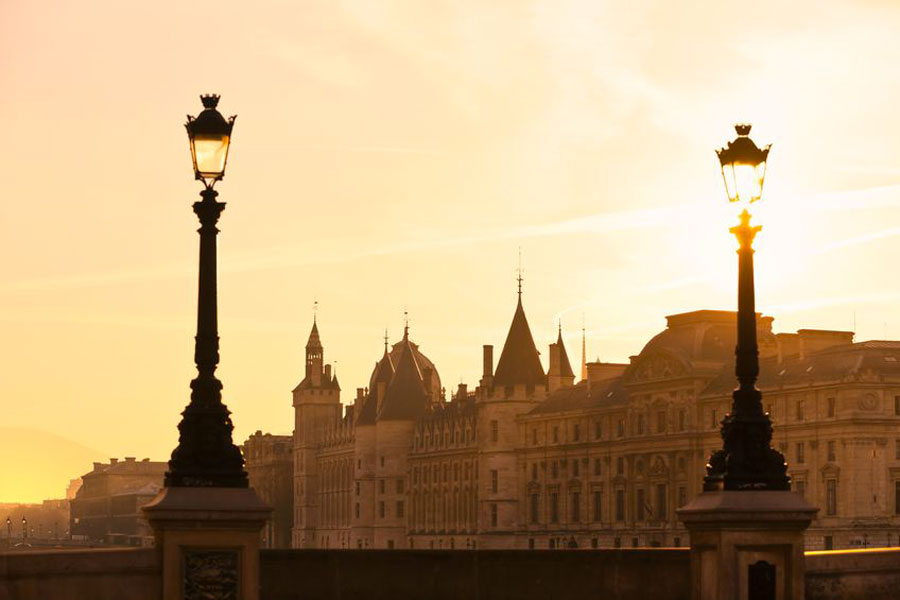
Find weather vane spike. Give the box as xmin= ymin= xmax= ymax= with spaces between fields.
xmin=313 ymin=299 xmax=318 ymax=323
xmin=384 ymin=328 xmax=389 ymax=352
xmin=517 ymin=247 xmax=523 ymax=297
xmin=403 ymin=309 xmax=409 ymax=339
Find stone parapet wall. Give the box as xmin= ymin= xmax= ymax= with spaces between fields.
xmin=806 ymin=547 xmax=900 ymax=600
xmin=0 ymin=548 xmax=160 ymax=600
xmin=260 ymin=548 xmax=691 ymax=600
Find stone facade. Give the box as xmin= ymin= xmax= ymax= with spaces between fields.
xmin=243 ymin=431 xmax=294 ymax=548
xmin=70 ymin=457 xmax=165 ymax=545
xmin=283 ymin=298 xmax=900 ymax=551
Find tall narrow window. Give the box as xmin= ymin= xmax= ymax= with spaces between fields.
xmin=396 ymin=479 xmax=404 ymax=493
xmin=490 ymin=503 xmax=498 ymax=527
xmin=550 ymin=493 xmax=559 ymax=523
xmin=379 ymin=501 xmax=385 ymax=519
xmin=532 ymin=429 xmax=537 ymax=445
xmin=656 ymin=484 xmax=667 ymax=520
xmin=571 ymin=492 xmax=581 ymax=522
xmin=594 ymin=421 xmax=602 ymax=439
xmin=490 ymin=469 xmax=498 ymax=493
xmin=551 ymin=461 xmax=559 ymax=479
xmin=490 ymin=420 xmax=499 ymax=443
xmin=593 ymin=491 xmax=602 ymax=521
xmin=895 ymin=481 xmax=900 ymax=516
xmin=530 ymin=494 xmax=539 ymax=523
xmin=617 ymin=420 xmax=625 ymax=438
xmin=593 ymin=458 xmax=601 ymax=476
xmin=657 ymin=411 xmax=666 ymax=433
xmin=895 ymin=395 xmax=900 ymax=416
xmin=827 ymin=441 xmax=836 ymax=462
xmin=827 ymin=397 xmax=835 ymax=417
xmin=636 ymin=488 xmax=646 ymax=521
xmin=796 ymin=442 xmax=805 ymax=464
xmin=617 ymin=457 xmax=624 ymax=475
xmin=553 ymin=426 xmax=559 ymax=443
xmin=531 ymin=463 xmax=538 ymax=481
xmin=826 ymin=480 xmax=837 ymax=516
xmin=396 ymin=501 xmax=404 ymax=518
xmin=637 ymin=414 xmax=646 ymax=435
xmin=573 ymin=423 xmax=581 ymax=441
xmin=679 ymin=410 xmax=686 ymax=431
xmin=572 ymin=460 xmax=579 ymax=477
xmin=796 ymin=400 xmax=805 ymax=421
xmin=615 ymin=490 xmax=625 ymax=522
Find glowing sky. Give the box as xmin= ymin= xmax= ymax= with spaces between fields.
xmin=2 ymin=0 xmax=900 ymax=502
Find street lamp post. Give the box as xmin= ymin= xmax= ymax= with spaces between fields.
xmin=165 ymin=94 xmax=247 ymax=488
xmin=703 ymin=124 xmax=789 ymax=492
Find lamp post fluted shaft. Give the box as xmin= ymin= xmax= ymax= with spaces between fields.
xmin=704 ymin=209 xmax=789 ymax=492
xmin=165 ymin=188 xmax=247 ymax=488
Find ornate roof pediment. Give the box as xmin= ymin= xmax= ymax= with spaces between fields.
xmin=625 ymin=351 xmax=688 ymax=384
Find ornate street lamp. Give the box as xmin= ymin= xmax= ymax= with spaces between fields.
xmin=704 ymin=124 xmax=789 ymax=492
xmin=165 ymin=95 xmax=247 ymax=488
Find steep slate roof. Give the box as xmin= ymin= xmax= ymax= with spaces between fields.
xmin=701 ymin=341 xmax=900 ymax=396
xmin=357 ymin=349 xmax=395 ymax=426
xmin=378 ymin=335 xmax=429 ymax=421
xmin=557 ymin=327 xmax=575 ymax=378
xmin=493 ymin=296 xmax=546 ymax=387
xmin=306 ymin=320 xmax=322 ymax=351
xmin=528 ymin=378 xmax=627 ymax=415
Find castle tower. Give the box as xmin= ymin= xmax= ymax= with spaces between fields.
xmin=477 ymin=286 xmax=547 ymax=548
xmin=292 ymin=318 xmax=341 ymax=548
xmin=547 ymin=323 xmax=576 ymax=393
xmin=373 ymin=328 xmax=430 ymax=549
xmin=352 ymin=338 xmax=394 ymax=548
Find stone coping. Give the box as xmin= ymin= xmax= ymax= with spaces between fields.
xmin=142 ymin=486 xmax=271 ymax=523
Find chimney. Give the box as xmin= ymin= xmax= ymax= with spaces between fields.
xmin=457 ymin=383 xmax=468 ymax=401
xmin=356 ymin=387 xmax=365 ymax=407
xmin=109 ymin=458 xmax=118 ymax=465
xmin=483 ymin=345 xmax=494 ymax=379
xmin=776 ymin=333 xmax=801 ymax=363
xmin=93 ymin=462 xmax=102 ymax=472
xmin=125 ymin=457 xmax=136 ymax=462
xmin=345 ymin=405 xmax=355 ymax=420
xmin=324 ymin=364 xmax=332 ymax=380
xmin=797 ymin=329 xmax=854 ymax=358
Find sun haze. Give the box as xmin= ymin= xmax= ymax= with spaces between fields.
xmin=2 ymin=0 xmax=900 ymax=502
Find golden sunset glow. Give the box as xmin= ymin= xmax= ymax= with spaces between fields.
xmin=3 ymin=0 xmax=900 ymax=503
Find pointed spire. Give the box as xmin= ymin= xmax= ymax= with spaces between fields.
xmin=493 ymin=291 xmax=545 ymax=388
xmin=403 ymin=310 xmax=410 ymax=340
xmin=384 ymin=328 xmax=389 ymax=354
xmin=306 ymin=319 xmax=322 ymax=351
xmin=581 ymin=317 xmax=588 ymax=381
xmin=557 ymin=323 xmax=575 ymax=379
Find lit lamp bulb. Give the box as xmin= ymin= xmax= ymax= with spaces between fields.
xmin=185 ymin=94 xmax=236 ymax=189
xmin=717 ymin=124 xmax=770 ymax=212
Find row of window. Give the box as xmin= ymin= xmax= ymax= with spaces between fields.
xmin=415 ymin=425 xmax=476 ymax=450
xmin=527 ymin=485 xmax=689 ymax=525
xmin=411 ymin=461 xmax=478 ymax=485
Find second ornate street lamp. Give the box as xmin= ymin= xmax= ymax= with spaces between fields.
xmin=164 ymin=94 xmax=247 ymax=488
xmin=704 ymin=124 xmax=790 ymax=492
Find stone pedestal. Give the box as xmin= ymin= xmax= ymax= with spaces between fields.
xmin=678 ymin=491 xmax=817 ymax=600
xmin=143 ymin=487 xmax=271 ymax=600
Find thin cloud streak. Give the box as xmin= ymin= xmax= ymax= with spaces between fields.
xmin=3 ymin=183 xmax=899 ymax=294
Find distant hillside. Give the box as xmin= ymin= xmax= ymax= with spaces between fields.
xmin=0 ymin=428 xmax=109 ymax=503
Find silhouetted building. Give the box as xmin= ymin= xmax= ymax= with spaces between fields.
xmin=285 ymin=296 xmax=900 ymax=551
xmin=243 ymin=431 xmax=293 ymax=548
xmin=69 ymin=457 xmax=165 ymax=545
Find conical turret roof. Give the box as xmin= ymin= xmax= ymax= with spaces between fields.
xmin=493 ymin=295 xmax=546 ymax=387
xmin=378 ymin=334 xmax=429 ymax=421
xmin=557 ymin=326 xmax=575 ymax=378
xmin=306 ymin=319 xmax=322 ymax=351
xmin=356 ymin=347 xmax=394 ymax=426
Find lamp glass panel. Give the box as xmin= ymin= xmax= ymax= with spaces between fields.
xmin=721 ymin=163 xmax=738 ymax=203
xmin=192 ymin=134 xmax=230 ymax=180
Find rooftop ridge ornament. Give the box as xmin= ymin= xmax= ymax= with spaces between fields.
xmin=200 ymin=93 xmax=220 ymax=109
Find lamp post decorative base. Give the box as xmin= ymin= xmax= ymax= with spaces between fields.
xmin=678 ymin=491 xmax=817 ymax=600
xmin=143 ymin=487 xmax=270 ymax=600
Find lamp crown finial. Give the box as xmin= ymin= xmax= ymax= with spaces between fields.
xmin=735 ymin=123 xmax=752 ymax=136
xmin=200 ymin=94 xmax=221 ymax=109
